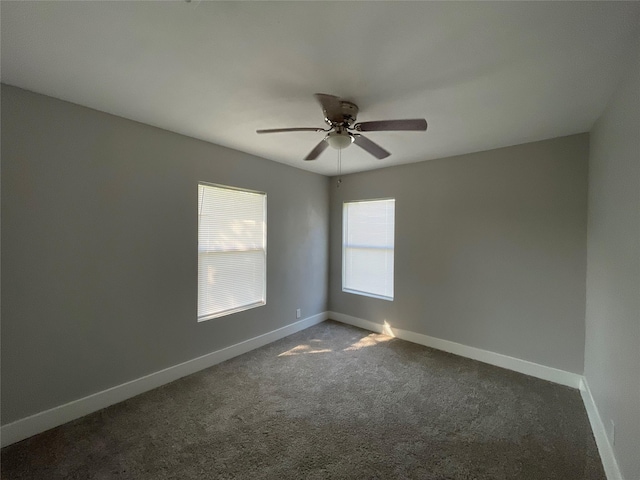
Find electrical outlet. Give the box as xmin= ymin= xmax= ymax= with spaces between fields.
xmin=296 ymin=308 xmax=301 ymax=319
xmin=609 ymin=420 xmax=615 ymax=446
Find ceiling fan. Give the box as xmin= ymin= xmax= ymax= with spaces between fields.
xmin=256 ymin=94 xmax=428 ymax=161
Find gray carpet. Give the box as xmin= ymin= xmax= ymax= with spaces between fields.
xmin=2 ymin=320 xmax=605 ymax=479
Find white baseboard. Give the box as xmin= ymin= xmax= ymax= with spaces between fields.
xmin=329 ymin=312 xmax=582 ymax=389
xmin=1 ymin=312 xmax=329 ymax=448
xmin=580 ymin=378 xmax=623 ymax=480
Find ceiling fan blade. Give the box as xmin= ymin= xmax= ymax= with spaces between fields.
xmin=304 ymin=139 xmax=329 ymax=161
xmin=314 ymin=93 xmax=343 ymax=124
xmin=354 ymin=119 xmax=428 ymax=132
xmin=257 ymin=127 xmax=325 ymax=134
xmin=353 ymin=134 xmax=391 ymax=159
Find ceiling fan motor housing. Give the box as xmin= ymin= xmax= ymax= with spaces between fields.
xmin=324 ymin=100 xmax=359 ymax=127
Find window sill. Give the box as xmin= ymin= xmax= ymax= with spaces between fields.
xmin=198 ymin=300 xmax=266 ymax=322
xmin=342 ymin=288 xmax=393 ymax=302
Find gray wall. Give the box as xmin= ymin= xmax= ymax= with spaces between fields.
xmin=329 ymin=134 xmax=589 ymax=374
xmin=585 ymin=41 xmax=640 ymax=480
xmin=1 ymin=85 xmax=329 ymax=425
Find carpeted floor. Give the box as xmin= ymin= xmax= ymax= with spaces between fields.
xmin=2 ymin=320 xmax=605 ymax=480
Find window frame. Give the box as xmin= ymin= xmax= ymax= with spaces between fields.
xmin=342 ymin=197 xmax=395 ymax=301
xmin=197 ymin=182 xmax=267 ymax=322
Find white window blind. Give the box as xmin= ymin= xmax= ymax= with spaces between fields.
xmin=343 ymin=198 xmax=395 ymax=300
xmin=198 ymin=183 xmax=266 ymax=321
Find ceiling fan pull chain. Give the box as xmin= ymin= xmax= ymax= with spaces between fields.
xmin=337 ymin=148 xmax=342 ymax=188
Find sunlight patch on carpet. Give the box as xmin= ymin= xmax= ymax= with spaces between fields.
xmin=343 ymin=332 xmax=392 ymax=351
xmin=278 ymin=344 xmax=333 ymax=357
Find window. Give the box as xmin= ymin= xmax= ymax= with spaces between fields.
xmin=198 ymin=183 xmax=266 ymax=321
xmin=342 ymin=198 xmax=395 ymax=300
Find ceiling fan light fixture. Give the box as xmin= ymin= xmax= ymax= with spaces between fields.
xmin=326 ymin=131 xmax=353 ymax=150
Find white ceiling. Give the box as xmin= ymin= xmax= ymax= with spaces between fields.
xmin=2 ymin=1 xmax=639 ymax=176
